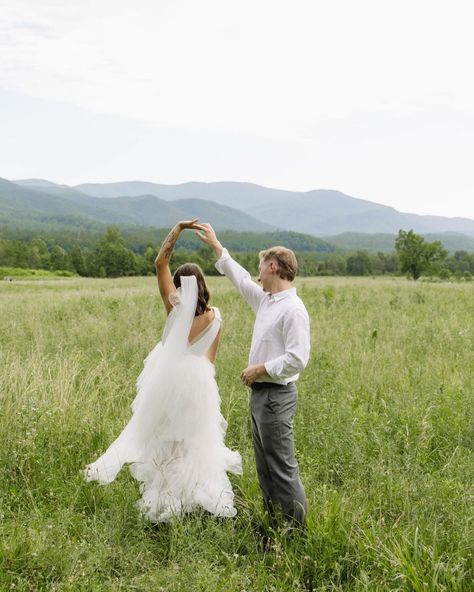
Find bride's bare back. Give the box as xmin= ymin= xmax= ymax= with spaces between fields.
xmin=188 ymin=308 xmax=221 ymax=363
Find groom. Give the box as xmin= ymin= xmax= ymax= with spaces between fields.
xmin=196 ymin=223 xmax=310 ymax=527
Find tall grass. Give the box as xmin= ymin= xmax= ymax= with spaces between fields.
xmin=1 ymin=276 xmax=472 ymax=590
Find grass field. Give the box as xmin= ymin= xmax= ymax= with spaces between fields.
xmin=1 ymin=275 xmax=473 ymax=591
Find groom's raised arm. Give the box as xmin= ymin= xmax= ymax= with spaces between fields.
xmin=195 ymin=223 xmax=265 ymax=313
xmin=216 ymin=248 xmax=265 ymax=312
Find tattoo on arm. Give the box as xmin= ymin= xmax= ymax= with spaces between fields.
xmin=156 ymin=225 xmax=181 ymax=264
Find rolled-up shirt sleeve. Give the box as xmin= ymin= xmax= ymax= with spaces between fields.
xmin=215 ymin=248 xmax=265 ymax=313
xmin=264 ymin=307 xmax=310 ymax=381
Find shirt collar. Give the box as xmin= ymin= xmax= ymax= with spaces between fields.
xmin=268 ymin=287 xmax=296 ymax=302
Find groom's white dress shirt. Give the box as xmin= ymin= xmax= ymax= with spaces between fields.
xmin=215 ymin=248 xmax=310 ymax=385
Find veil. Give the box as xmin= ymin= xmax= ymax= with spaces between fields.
xmin=161 ymin=275 xmax=198 ymax=355
xmin=85 ymin=276 xmax=199 ymax=484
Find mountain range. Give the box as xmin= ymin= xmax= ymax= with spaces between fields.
xmin=72 ymin=180 xmax=474 ymax=237
xmin=0 ymin=178 xmax=272 ymax=232
xmin=2 ymin=177 xmax=474 ymax=252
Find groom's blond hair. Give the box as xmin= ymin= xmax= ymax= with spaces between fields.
xmin=259 ymin=246 xmax=298 ymax=281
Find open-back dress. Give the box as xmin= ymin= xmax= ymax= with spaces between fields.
xmin=84 ymin=276 xmax=242 ymax=522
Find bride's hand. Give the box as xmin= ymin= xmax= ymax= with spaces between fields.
xmin=177 ymin=219 xmax=200 ymax=230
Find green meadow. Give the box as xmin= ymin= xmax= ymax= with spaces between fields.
xmin=1 ymin=276 xmax=473 ymax=591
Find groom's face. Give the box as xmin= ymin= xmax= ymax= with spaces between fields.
xmin=258 ymin=258 xmax=277 ymax=291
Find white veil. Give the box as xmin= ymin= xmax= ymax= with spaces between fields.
xmin=160 ymin=275 xmax=198 ymax=355
xmin=85 ymin=276 xmax=199 ymax=484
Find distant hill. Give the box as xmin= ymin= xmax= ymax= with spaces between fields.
xmin=73 ymin=180 xmax=296 ymax=210
xmin=63 ymin=180 xmax=474 ymax=238
xmin=249 ymin=192 xmax=474 ymax=237
xmin=10 ymin=178 xmax=474 ymax=247
xmin=2 ymin=178 xmax=274 ymax=232
xmin=15 ymin=179 xmax=97 ymax=201
xmin=15 ymin=178 xmax=63 ymax=189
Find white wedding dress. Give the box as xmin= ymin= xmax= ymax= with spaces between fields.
xmin=84 ymin=276 xmax=242 ymax=522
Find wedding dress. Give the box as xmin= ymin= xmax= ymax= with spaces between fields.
xmin=84 ymin=275 xmax=242 ymax=522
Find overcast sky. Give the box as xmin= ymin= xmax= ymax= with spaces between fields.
xmin=1 ymin=0 xmax=473 ymax=219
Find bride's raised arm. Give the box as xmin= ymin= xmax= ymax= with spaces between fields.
xmin=154 ymin=219 xmax=199 ymax=314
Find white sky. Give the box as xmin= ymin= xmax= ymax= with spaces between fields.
xmin=1 ymin=0 xmax=473 ymax=219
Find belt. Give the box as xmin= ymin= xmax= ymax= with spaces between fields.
xmin=251 ymin=381 xmax=288 ymax=390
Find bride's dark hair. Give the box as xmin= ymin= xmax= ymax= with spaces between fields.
xmin=173 ymin=263 xmax=211 ymax=316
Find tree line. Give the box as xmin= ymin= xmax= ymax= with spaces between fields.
xmin=1 ymin=227 xmax=473 ymax=280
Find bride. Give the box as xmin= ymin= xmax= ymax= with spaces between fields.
xmin=84 ymin=219 xmax=242 ymax=522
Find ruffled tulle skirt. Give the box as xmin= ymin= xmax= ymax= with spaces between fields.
xmin=85 ymin=342 xmax=242 ymax=522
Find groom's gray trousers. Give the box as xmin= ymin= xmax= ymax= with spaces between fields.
xmin=250 ymin=381 xmax=307 ymax=525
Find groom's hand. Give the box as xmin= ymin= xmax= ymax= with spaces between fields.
xmin=195 ymin=223 xmax=223 ymax=258
xmin=240 ymin=363 xmax=266 ymax=386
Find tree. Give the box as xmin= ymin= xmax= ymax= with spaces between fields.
xmin=93 ymin=227 xmax=137 ymax=277
xmin=0 ymin=239 xmax=29 ymax=268
xmin=70 ymin=243 xmax=88 ymax=276
xmin=28 ymin=238 xmax=51 ymax=269
xmin=136 ymin=244 xmax=157 ymax=276
xmin=347 ymin=250 xmax=372 ymax=276
xmin=372 ymin=251 xmax=399 ymax=275
xmin=324 ymin=254 xmax=347 ymax=276
xmin=395 ymin=230 xmax=447 ymax=280
xmin=50 ymin=245 xmax=69 ymax=270
xmin=447 ymin=250 xmax=474 ymax=274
